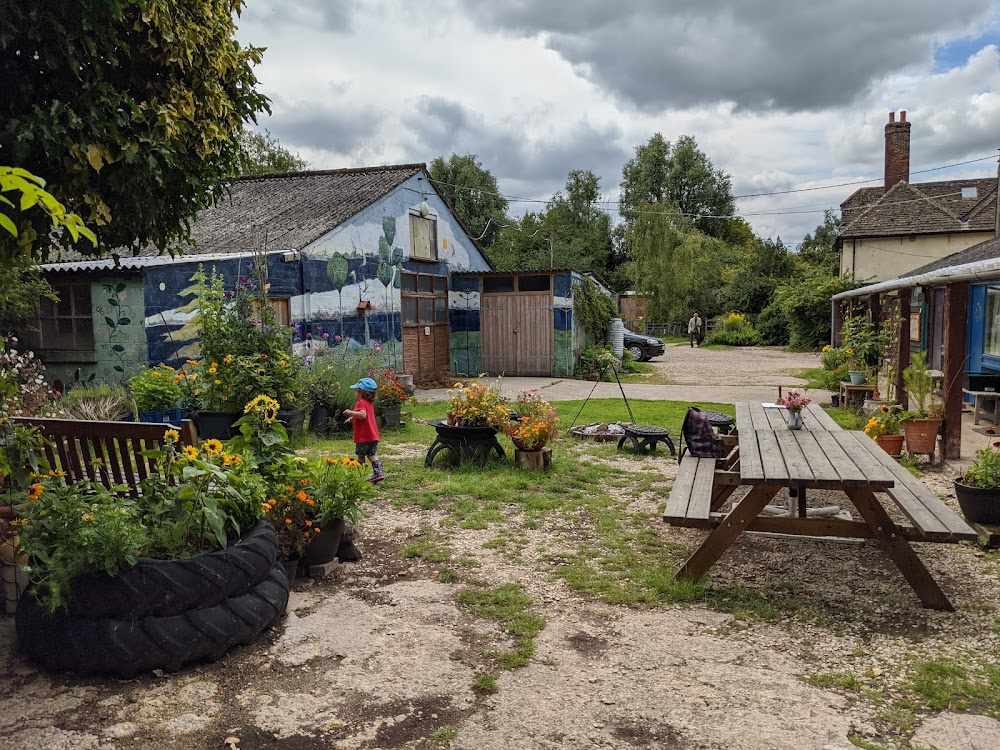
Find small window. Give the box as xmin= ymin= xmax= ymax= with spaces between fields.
xmin=518 ymin=275 xmax=550 ymax=292
xmin=402 ymin=297 xmax=418 ymax=324
xmin=433 ymin=276 xmax=447 ymax=294
xmin=418 ymin=275 xmax=434 ymax=293
xmin=400 ymin=273 xmax=417 ymax=293
xmin=418 ymin=298 xmax=434 ymax=323
xmin=483 ymin=276 xmax=515 ymax=293
xmin=24 ymin=280 xmax=94 ymax=351
xmin=409 ymin=214 xmax=438 ymax=261
xmin=435 ymin=297 xmax=447 ymax=323
xmin=962 ymin=186 xmax=978 ymax=199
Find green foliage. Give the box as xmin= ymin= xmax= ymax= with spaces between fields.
xmin=546 ymin=170 xmax=615 ymax=278
xmin=619 ymin=133 xmax=736 ymax=240
xmin=491 ymin=211 xmax=550 ymax=271
xmin=307 ymin=456 xmax=377 ymax=527
xmin=572 ymin=277 xmax=616 ymax=342
xmin=0 ymin=1 xmax=269 ymax=262
xmin=457 ymin=583 xmax=546 ymax=670
xmin=304 ymin=343 xmax=383 ymax=427
xmin=905 ymin=657 xmax=1000 ymax=713
xmin=575 ymin=344 xmax=619 ymax=379
xmin=798 ymin=210 xmax=842 ymax=272
xmin=0 ymin=167 xmax=97 ymax=259
xmin=0 ymin=265 xmax=55 ymax=336
xmin=722 ymin=237 xmax=794 ymax=317
xmin=704 ymin=313 xmax=762 ymax=346
xmin=44 ymin=383 xmax=132 ymax=421
xmin=471 ymin=672 xmax=498 ymax=694
xmin=774 ymin=270 xmax=859 ymax=350
xmin=754 ymin=302 xmax=789 ymax=346
xmin=902 ymin=350 xmax=940 ymax=417
xmin=128 ymin=364 xmax=182 ymax=413
xmin=236 ymin=128 xmax=307 ymax=176
xmin=960 ymin=432 xmax=1000 ymax=489
xmin=429 ymin=153 xmax=508 ymax=247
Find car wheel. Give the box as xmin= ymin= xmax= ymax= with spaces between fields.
xmin=626 ymin=344 xmax=645 ymax=361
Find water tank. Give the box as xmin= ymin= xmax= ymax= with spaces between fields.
xmin=607 ymin=318 xmax=625 ymax=358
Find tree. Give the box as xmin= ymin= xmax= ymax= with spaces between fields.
xmin=0 ymin=1 xmax=269 ymax=262
xmin=723 ymin=237 xmax=794 ymax=317
xmin=429 ymin=154 xmax=508 ymax=248
xmin=774 ymin=270 xmax=859 ymax=350
xmin=798 ymin=209 xmax=842 ymax=271
xmin=626 ymin=204 xmax=725 ymax=322
xmin=546 ymin=169 xmax=614 ymax=279
xmin=619 ymin=134 xmax=736 ymax=240
xmin=237 ymin=129 xmax=308 ymax=176
xmin=491 ymin=212 xmax=550 ymax=271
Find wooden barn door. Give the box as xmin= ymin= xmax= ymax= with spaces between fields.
xmin=401 ymin=272 xmax=449 ymax=384
xmin=481 ymin=291 xmax=553 ymax=376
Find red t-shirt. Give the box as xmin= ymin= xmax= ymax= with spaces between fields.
xmin=351 ymin=398 xmax=380 ymax=443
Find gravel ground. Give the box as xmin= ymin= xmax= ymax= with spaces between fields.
xmin=2 ymin=347 xmax=999 ymax=750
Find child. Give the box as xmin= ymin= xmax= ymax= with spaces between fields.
xmin=343 ymin=377 xmax=384 ymax=483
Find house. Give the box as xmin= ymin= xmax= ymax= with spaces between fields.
xmin=837 ymin=111 xmax=998 ymax=282
xmin=26 ymin=164 xmax=610 ymax=387
xmin=832 ymin=233 xmax=1000 ymax=459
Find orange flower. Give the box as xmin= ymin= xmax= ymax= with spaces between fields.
xmin=314 ymin=527 xmax=321 ymax=534
xmin=285 ymin=518 xmax=292 ymax=525
xmin=295 ymin=490 xmax=309 ymax=502
xmin=305 ymin=520 xmax=312 ymax=527
xmin=28 ymin=483 xmax=43 ymax=501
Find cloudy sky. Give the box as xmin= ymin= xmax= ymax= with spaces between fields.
xmin=236 ymin=0 xmax=1000 ymax=247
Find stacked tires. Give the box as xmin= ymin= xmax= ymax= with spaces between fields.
xmin=16 ymin=520 xmax=289 ymax=678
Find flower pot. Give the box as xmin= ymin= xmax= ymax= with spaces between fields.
xmin=277 ymin=408 xmax=306 ymax=437
xmin=830 ymin=394 xmax=840 ymax=408
xmin=196 ymin=411 xmax=241 ymax=440
xmin=874 ymin=434 xmax=904 ymax=457
xmin=952 ymin=479 xmax=1000 ymax=525
xmin=848 ymin=371 xmax=867 ymax=385
xmin=901 ymin=418 xmax=942 ymax=455
xmin=137 ymin=407 xmax=184 ymax=424
xmin=380 ymin=403 xmax=402 ymax=428
xmin=786 ymin=410 xmax=803 ymax=430
xmin=309 ymin=404 xmax=330 ymax=434
xmin=303 ymin=518 xmax=345 ymax=568
xmin=280 ymin=557 xmax=301 ymax=585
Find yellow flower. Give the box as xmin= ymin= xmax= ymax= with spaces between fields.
xmin=81 ymin=513 xmax=96 ymax=523
xmin=214 ymin=379 xmax=222 ymax=386
xmin=880 ymin=404 xmax=890 ymax=414
xmin=222 ymin=453 xmax=235 ymax=466
xmin=232 ymin=455 xmax=243 ymax=465
xmin=163 ymin=429 xmax=180 ymax=443
xmin=324 ymin=457 xmax=335 ymax=465
xmin=203 ymin=439 xmax=224 ymax=456
xmin=183 ymin=445 xmax=199 ymax=460
xmin=244 ymin=394 xmax=280 ymax=423
xmin=223 ymin=355 xmax=233 ymax=364
xmin=28 ymin=483 xmax=44 ymax=501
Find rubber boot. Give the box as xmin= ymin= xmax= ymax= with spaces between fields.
xmin=370 ymin=459 xmax=385 ymax=484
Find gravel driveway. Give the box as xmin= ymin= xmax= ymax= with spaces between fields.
xmin=2 ymin=347 xmax=998 ymax=750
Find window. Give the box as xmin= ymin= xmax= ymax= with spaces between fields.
xmin=962 ymin=186 xmax=978 ymax=199
xmin=23 ymin=280 xmax=94 ymax=351
xmin=410 ymin=213 xmax=438 ymax=261
xmin=400 ymin=271 xmax=448 ymax=326
xmin=986 ymin=288 xmax=1000 ymax=357
xmin=483 ymin=276 xmax=514 ymax=293
xmin=519 ymin=275 xmax=551 ymax=292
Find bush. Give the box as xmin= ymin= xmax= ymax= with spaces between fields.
xmin=304 ymin=340 xmax=384 ymax=431
xmin=129 ymin=364 xmax=182 ymax=413
xmin=575 ymin=344 xmax=619 ymax=380
xmin=704 ymin=313 xmax=762 ymax=346
xmin=755 ymin=303 xmax=789 ymax=346
xmin=774 ymin=270 xmax=859 ymax=351
xmin=45 ymin=384 xmax=132 ymax=421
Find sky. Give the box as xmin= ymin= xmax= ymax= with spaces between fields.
xmin=235 ymin=0 xmax=1000 ymax=248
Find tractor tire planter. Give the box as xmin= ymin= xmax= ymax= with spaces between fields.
xmin=16 ymin=563 xmax=289 ymax=678
xmin=63 ymin=520 xmax=277 ymax=619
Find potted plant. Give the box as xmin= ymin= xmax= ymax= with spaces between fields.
xmin=299 ymin=455 xmax=376 ymax=567
xmin=953 ymin=432 xmax=1000 ymax=524
xmin=841 ymin=314 xmax=888 ymax=385
xmin=375 ymin=368 xmax=408 ymax=428
xmin=446 ymin=379 xmax=510 ymax=429
xmin=776 ymin=390 xmax=811 ymax=430
xmin=503 ymin=389 xmax=559 ymax=451
xmin=128 ymin=364 xmax=183 ymax=422
xmin=864 ymin=404 xmax=904 ymax=456
xmin=11 ymin=429 xmax=288 ymax=677
xmin=899 ymin=351 xmax=943 ymax=456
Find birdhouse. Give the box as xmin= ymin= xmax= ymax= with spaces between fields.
xmin=357 ymin=300 xmax=372 ymax=314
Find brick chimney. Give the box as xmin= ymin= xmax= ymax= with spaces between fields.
xmin=884 ymin=110 xmax=911 ymax=191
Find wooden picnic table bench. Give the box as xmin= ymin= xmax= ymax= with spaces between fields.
xmin=663 ymin=402 xmax=977 ymax=611
xmin=11 ymin=417 xmax=198 ymax=497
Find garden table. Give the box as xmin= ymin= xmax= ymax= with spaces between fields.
xmin=666 ymin=402 xmax=976 ymax=611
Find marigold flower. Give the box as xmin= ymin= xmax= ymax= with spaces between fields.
xmin=305 ymin=520 xmax=312 ymax=527
xmin=314 ymin=527 xmax=321 ymax=533
xmin=296 ymin=490 xmax=309 ymax=502
xmin=285 ymin=518 xmax=292 ymax=525
xmin=223 ymin=355 xmax=233 ymax=364
xmin=324 ymin=457 xmax=335 ymax=465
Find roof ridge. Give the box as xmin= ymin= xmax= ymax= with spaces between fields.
xmin=234 ymin=164 xmax=426 ymax=182
xmin=958 ymin=181 xmax=998 ymax=221
xmin=909 ymin=184 xmax=961 ymax=221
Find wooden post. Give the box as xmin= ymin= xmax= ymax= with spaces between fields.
xmin=868 ymin=292 xmax=881 ymax=332
xmin=942 ymin=282 xmax=968 ymax=460
xmin=896 ymin=288 xmax=910 ymax=410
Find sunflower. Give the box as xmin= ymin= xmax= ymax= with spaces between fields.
xmin=244 ymin=394 xmax=280 ymax=423
xmin=183 ymin=445 xmax=199 ymax=460
xmin=203 ymin=439 xmax=224 ymax=456
xmin=880 ymin=404 xmax=890 ymax=414
xmin=28 ymin=482 xmax=43 ymax=501
xmin=163 ymin=429 xmax=180 ymax=443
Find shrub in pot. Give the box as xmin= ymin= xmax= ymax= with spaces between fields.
xmin=864 ymin=404 xmax=903 ymax=456
xmin=899 ymin=351 xmax=943 ymax=455
xmin=953 ymin=433 xmax=1000 ymax=525
xmin=129 ymin=364 xmax=183 ymax=422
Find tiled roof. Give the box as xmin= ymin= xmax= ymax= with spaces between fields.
xmin=902 ymin=234 xmax=1000 ymax=277
xmin=839 ymin=177 xmax=997 ymax=240
xmin=50 ymin=164 xmax=425 ymax=263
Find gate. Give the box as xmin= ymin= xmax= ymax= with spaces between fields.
xmin=480 ymin=292 xmax=554 ymax=375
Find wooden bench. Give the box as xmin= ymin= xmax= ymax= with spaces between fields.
xmin=962 ymin=388 xmax=1000 ymax=425
xmin=663 ymin=457 xmax=716 ymax=524
xmin=12 ymin=417 xmax=198 ymax=497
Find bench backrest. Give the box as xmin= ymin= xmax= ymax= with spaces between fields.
xmin=11 ymin=417 xmax=198 ymax=497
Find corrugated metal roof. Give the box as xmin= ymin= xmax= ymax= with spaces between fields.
xmin=41 ymin=250 xmax=264 ymax=273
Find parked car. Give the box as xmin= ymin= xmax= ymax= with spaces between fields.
xmin=623 ymin=329 xmax=665 ymax=361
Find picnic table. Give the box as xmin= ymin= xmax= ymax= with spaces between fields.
xmin=664 ymin=402 xmax=977 ymax=611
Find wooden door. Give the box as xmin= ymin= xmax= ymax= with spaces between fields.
xmin=481 ymin=293 xmax=553 ymax=375
xmin=401 ymin=272 xmax=449 ymax=383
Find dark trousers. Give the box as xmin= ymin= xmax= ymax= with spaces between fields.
xmin=690 ymin=332 xmax=698 ymax=347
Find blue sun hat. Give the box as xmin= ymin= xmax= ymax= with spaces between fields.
xmin=351 ymin=377 xmax=378 ymax=392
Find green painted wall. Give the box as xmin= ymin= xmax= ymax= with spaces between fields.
xmin=45 ymin=279 xmax=146 ymax=389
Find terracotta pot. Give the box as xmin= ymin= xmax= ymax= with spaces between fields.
xmin=901 ymin=418 xmax=942 ymax=455
xmin=874 ymin=434 xmax=904 ymax=457
xmin=952 ymin=479 xmax=1000 ymax=525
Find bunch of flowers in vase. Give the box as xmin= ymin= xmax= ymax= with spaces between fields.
xmin=503 ymin=390 xmax=559 ymax=451
xmin=777 ymin=390 xmax=811 ymax=430
xmin=446 ymin=379 xmax=509 ymax=429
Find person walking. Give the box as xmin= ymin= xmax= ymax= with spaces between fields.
xmin=688 ymin=311 xmax=702 ymax=347
xmin=343 ymin=377 xmax=385 ymax=483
